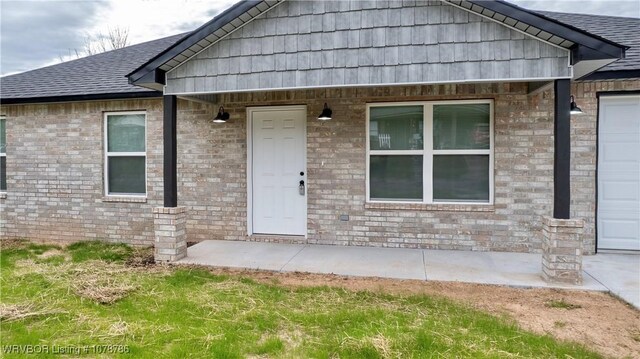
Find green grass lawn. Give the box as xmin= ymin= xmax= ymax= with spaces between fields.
xmin=0 ymin=240 xmax=602 ymax=358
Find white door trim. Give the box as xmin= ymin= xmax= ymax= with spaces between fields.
xmin=246 ymin=105 xmax=308 ymax=237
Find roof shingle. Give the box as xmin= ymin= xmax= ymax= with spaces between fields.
xmin=0 ymin=34 xmax=185 ymax=101
xmin=537 ymin=11 xmax=640 ymax=73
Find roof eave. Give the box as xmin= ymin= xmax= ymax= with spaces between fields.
xmin=462 ymin=0 xmax=627 ymax=61
xmin=579 ymin=69 xmax=640 ymax=81
xmin=0 ymin=91 xmax=163 ymax=105
xmin=128 ymin=69 xmax=166 ymax=91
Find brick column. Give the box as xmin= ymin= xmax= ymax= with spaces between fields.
xmin=542 ymin=216 xmax=584 ymax=285
xmin=153 ymin=207 xmax=187 ymax=262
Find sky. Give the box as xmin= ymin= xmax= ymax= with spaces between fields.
xmin=1 ymin=0 xmax=639 ymax=76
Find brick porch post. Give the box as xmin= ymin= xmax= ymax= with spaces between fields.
xmin=153 ymin=206 xmax=187 ymax=262
xmin=154 ymin=95 xmax=186 ymax=263
xmin=542 ymin=216 xmax=584 ymax=285
xmin=542 ymin=79 xmax=584 ymax=285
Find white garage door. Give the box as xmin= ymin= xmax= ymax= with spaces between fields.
xmin=597 ymin=95 xmax=640 ymax=251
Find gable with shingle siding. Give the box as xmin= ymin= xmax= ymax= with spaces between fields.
xmin=165 ymin=0 xmax=570 ymax=94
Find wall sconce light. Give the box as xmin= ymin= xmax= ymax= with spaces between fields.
xmin=317 ymin=103 xmax=332 ymax=121
xmin=570 ymin=95 xmax=584 ymax=115
xmin=213 ymin=106 xmax=230 ymax=123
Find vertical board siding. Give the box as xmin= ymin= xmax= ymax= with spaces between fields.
xmin=166 ymin=0 xmax=570 ymax=94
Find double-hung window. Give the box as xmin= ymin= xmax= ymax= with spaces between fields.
xmin=0 ymin=117 xmax=6 ymax=192
xmin=104 ymin=112 xmax=146 ymax=196
xmin=367 ymin=100 xmax=493 ymax=204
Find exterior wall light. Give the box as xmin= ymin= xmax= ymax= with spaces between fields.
xmin=213 ymin=106 xmax=230 ymax=123
xmin=570 ymin=95 xmax=584 ymax=115
xmin=317 ymin=103 xmax=332 ymax=121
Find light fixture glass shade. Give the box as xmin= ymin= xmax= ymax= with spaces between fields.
xmin=213 ymin=106 xmax=230 ymax=123
xmin=318 ymin=103 xmax=332 ymax=120
xmin=570 ymin=96 xmax=584 ymax=115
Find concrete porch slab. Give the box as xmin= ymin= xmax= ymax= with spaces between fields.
xmin=423 ymin=250 xmax=606 ymax=290
xmin=178 ymin=240 xmax=304 ymax=271
xmin=583 ymin=254 xmax=640 ymax=309
xmin=282 ymin=245 xmax=426 ymax=280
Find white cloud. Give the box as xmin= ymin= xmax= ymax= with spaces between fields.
xmin=1 ymin=0 xmax=235 ymax=75
xmin=1 ymin=0 xmax=109 ymax=74
xmin=94 ymin=0 xmax=237 ymax=45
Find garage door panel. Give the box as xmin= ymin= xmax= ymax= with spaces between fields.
xmin=600 ymin=181 xmax=639 ymax=202
xmin=598 ymin=95 xmax=640 ymax=251
xmin=601 ymin=219 xmax=639 ymax=239
xmin=600 ymin=117 xmax=640 ymax=135
xmin=599 ymin=171 xmax=639 ymax=179
xmin=600 ymin=200 xmax=639 ymax=212
xmin=598 ymin=240 xmax=640 ymax=251
xmin=601 ymin=143 xmax=640 ymax=162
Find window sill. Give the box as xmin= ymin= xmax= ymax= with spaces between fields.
xmin=365 ymin=202 xmax=494 ymax=212
xmin=0 ymin=192 xmax=6 ymax=199
xmin=102 ymin=196 xmax=147 ymax=203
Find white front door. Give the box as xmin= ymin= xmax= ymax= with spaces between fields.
xmin=597 ymin=95 xmax=640 ymax=251
xmin=250 ymin=106 xmax=307 ymax=236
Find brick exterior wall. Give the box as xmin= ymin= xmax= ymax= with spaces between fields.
xmin=1 ymin=79 xmax=638 ymax=252
xmin=199 ymin=83 xmax=556 ymax=252
xmin=0 ymin=99 xmax=166 ymax=246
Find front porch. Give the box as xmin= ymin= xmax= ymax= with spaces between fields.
xmin=126 ymin=0 xmax=632 ymax=295
xmin=177 ymin=240 xmax=640 ymax=309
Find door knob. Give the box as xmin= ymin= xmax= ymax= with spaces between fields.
xmin=299 ymin=180 xmax=305 ymax=196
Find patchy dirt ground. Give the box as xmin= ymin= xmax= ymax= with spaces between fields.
xmin=193 ymin=266 xmax=640 ymax=359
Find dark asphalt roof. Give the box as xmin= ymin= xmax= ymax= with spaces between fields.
xmin=1 ymin=9 xmax=637 ymax=103
xmin=0 ymin=33 xmax=185 ymax=101
xmin=538 ymin=11 xmax=640 ymax=72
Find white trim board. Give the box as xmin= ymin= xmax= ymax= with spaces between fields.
xmin=365 ymin=99 xmax=494 ymax=205
xmin=165 ymin=76 xmax=573 ymax=97
xmin=103 ymin=111 xmax=148 ymax=198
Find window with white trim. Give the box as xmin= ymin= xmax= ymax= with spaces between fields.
xmin=367 ymin=100 xmax=493 ymax=204
xmin=104 ymin=112 xmax=146 ymax=196
xmin=0 ymin=117 xmax=6 ymax=192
